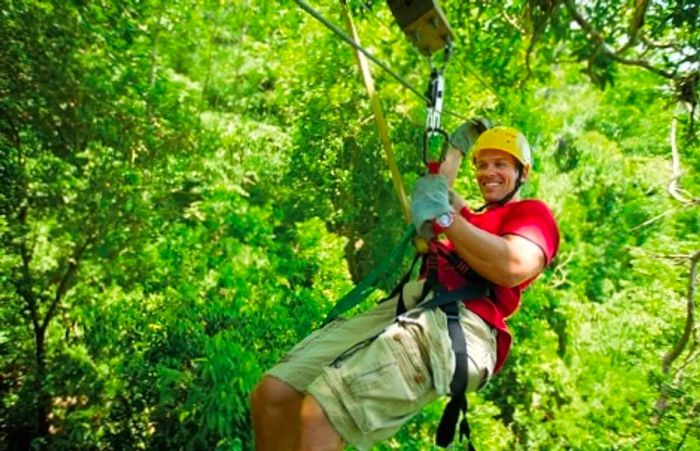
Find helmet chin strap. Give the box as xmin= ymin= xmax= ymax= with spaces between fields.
xmin=473 ymin=167 xmax=524 ymax=213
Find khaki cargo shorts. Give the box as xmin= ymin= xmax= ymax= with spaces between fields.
xmin=266 ymin=280 xmax=497 ymax=450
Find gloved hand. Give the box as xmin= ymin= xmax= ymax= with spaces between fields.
xmin=449 ymin=118 xmax=492 ymax=156
xmin=411 ymin=174 xmax=452 ymax=239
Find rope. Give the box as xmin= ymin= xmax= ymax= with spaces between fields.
xmin=340 ymin=0 xmax=412 ymax=224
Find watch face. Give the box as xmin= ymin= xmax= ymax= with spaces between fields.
xmin=437 ymin=213 xmax=453 ymax=228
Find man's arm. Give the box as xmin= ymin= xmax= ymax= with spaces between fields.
xmin=441 ymin=118 xmax=491 ymax=187
xmin=440 ymin=147 xmax=464 ymax=188
xmin=442 ymin=217 xmax=546 ymax=287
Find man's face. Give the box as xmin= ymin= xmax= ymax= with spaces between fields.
xmin=474 ymin=149 xmax=525 ymax=203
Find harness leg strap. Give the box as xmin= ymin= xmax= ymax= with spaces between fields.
xmin=435 ymin=302 xmax=475 ymax=450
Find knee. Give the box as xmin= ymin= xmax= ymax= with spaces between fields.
xmin=250 ymin=376 xmax=301 ymax=415
xmin=299 ymin=395 xmax=343 ymax=450
xmin=299 ymin=395 xmax=324 ymax=428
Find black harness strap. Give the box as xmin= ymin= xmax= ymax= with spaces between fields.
xmin=427 ymin=281 xmax=487 ymax=450
xmin=390 ymin=243 xmax=489 ymax=449
xmin=438 ymin=299 xmax=474 ymax=450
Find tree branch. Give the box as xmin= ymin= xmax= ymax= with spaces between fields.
xmin=17 ymin=207 xmax=40 ymax=333
xmin=563 ymin=0 xmax=675 ymax=80
xmin=661 ymin=250 xmax=700 ymax=373
xmin=639 ymin=34 xmax=682 ymax=52
xmin=523 ymin=2 xmax=556 ymax=84
xmin=40 ymin=231 xmax=97 ymax=333
xmin=629 ymin=205 xmax=686 ymax=232
xmin=501 ymin=10 xmax=526 ymax=34
xmin=550 ymin=250 xmax=574 ymax=289
xmin=652 ymin=104 xmax=700 ymax=420
xmin=676 ymin=401 xmax=699 ymax=450
xmin=617 ymin=0 xmax=650 ymax=54
xmin=668 ymin=109 xmax=700 ymax=205
xmin=653 ymin=250 xmax=700 ymax=422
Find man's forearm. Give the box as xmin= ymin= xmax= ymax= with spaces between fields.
xmin=440 ymin=147 xmax=463 ymax=188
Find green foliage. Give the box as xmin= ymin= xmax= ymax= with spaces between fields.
xmin=1 ymin=0 xmax=699 ymax=450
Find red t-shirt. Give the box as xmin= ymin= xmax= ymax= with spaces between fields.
xmin=436 ymin=199 xmax=560 ymax=372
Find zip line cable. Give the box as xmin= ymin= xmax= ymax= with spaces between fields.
xmin=292 ymin=0 xmax=476 ymax=123
xmin=293 ymin=0 xmax=428 ymax=102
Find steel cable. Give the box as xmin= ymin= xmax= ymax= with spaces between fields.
xmin=293 ymin=0 xmax=484 ymax=123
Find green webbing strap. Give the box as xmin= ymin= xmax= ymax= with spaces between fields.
xmin=322 ymin=225 xmax=416 ymax=326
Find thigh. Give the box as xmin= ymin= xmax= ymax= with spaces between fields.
xmin=305 ymin=308 xmax=445 ymax=450
xmin=266 ymin=293 xmax=399 ymax=392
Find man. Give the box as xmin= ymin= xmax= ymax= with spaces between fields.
xmin=250 ymin=124 xmax=560 ymax=450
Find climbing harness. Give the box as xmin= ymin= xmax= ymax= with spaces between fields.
xmin=392 ymin=241 xmax=487 ymax=450
xmin=412 ymin=33 xmax=481 ymax=450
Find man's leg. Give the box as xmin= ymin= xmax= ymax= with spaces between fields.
xmin=250 ymin=375 xmax=304 ymax=451
xmin=252 ymin=286 xmax=414 ymax=450
xmin=299 ymin=395 xmax=343 ymax=451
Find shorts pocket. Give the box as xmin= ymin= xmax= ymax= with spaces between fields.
xmin=338 ymin=323 xmax=436 ymax=434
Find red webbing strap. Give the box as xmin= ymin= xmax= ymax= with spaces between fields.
xmin=426 ymin=161 xmax=441 ymax=174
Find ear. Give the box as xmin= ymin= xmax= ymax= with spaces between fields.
xmin=520 ymin=165 xmax=531 ymax=183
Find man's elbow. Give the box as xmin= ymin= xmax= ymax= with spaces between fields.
xmin=481 ymin=269 xmax=525 ymax=288
xmin=498 ymin=272 xmax=529 ymax=288
xmin=496 ymin=261 xmax=543 ymax=287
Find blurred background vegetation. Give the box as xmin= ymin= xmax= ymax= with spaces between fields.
xmin=1 ymin=0 xmax=698 ymax=449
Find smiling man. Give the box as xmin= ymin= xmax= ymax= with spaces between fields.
xmin=472 ymin=127 xmax=531 ymax=203
xmin=250 ymin=123 xmax=560 ymax=451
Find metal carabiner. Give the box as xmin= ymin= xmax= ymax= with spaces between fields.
xmin=422 ymin=61 xmax=449 ymax=173
xmin=422 ymin=129 xmax=449 ymax=174
xmin=425 ymin=67 xmax=444 ymax=131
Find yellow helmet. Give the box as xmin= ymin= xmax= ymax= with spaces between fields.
xmin=471 ymin=126 xmax=531 ymax=168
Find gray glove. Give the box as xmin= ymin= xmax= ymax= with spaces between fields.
xmin=411 ymin=175 xmax=452 ymax=239
xmin=449 ymin=118 xmax=492 ymax=156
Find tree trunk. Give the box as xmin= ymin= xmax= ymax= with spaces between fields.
xmin=34 ymin=324 xmax=49 ymax=440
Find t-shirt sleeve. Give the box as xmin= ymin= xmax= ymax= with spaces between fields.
xmin=500 ymin=200 xmax=560 ymax=264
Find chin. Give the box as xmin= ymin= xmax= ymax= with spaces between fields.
xmin=482 ymin=193 xmax=503 ymax=203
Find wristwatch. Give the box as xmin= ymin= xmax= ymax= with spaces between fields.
xmin=433 ymin=212 xmax=454 ymax=234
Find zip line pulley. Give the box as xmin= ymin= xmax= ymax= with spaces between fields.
xmin=387 ymin=0 xmax=454 ymax=173
xmin=387 ymin=0 xmax=455 ymax=57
